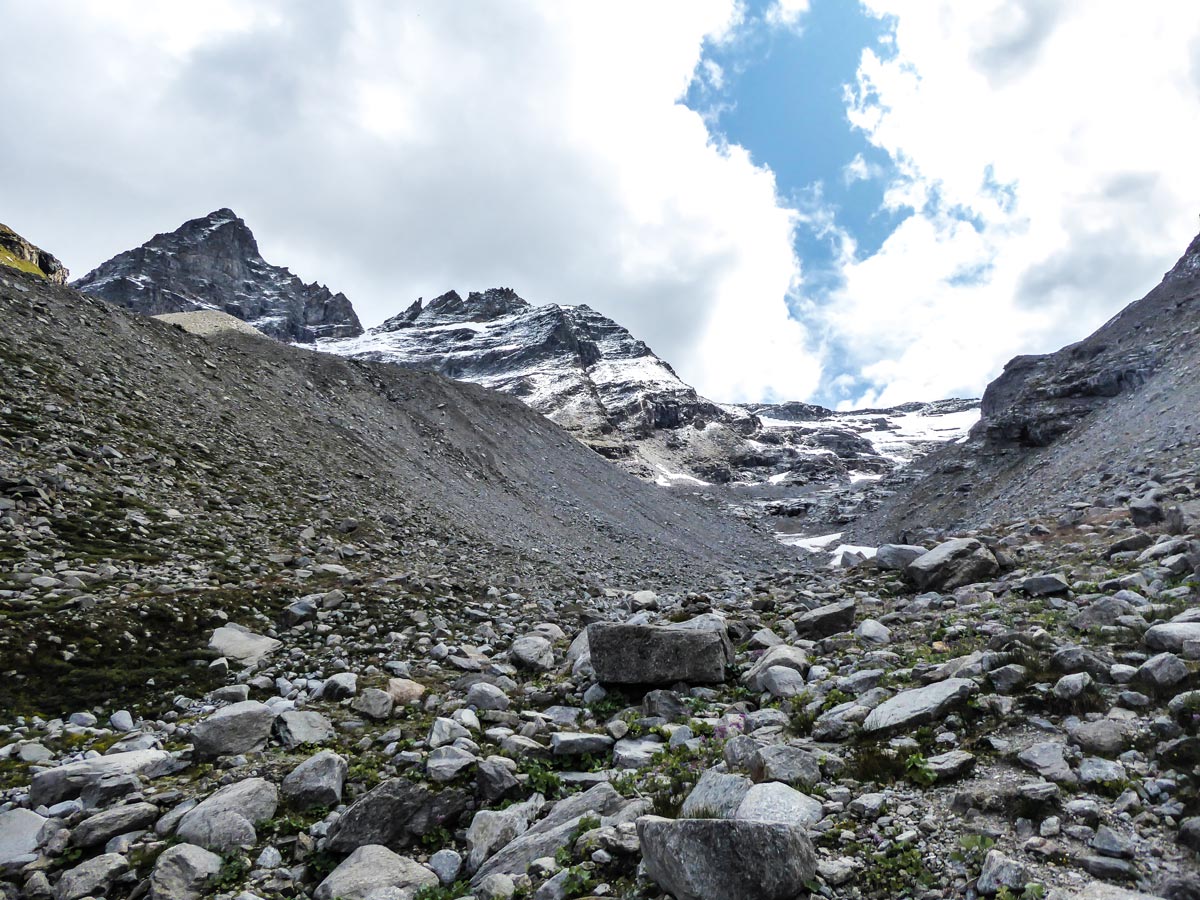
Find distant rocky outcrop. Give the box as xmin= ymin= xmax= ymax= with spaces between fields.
xmin=72 ymin=209 xmax=362 ymax=342
xmin=0 ymin=223 xmax=68 ymax=284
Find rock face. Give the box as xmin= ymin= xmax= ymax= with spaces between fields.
xmin=0 ymin=222 xmax=68 ymax=284
xmin=857 ymin=228 xmax=1200 ymax=538
xmin=637 ymin=816 xmax=817 ymax=900
xmin=73 ymin=209 xmax=362 ymax=342
xmin=587 ymin=622 xmax=728 ymax=685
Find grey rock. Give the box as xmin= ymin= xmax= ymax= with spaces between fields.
xmin=314 ymin=844 xmax=438 ymax=900
xmin=351 ymin=687 xmax=395 ymax=720
xmin=427 ymin=746 xmax=477 ymax=782
xmin=148 ymin=843 xmax=222 ymax=900
xmin=1079 ymin=757 xmax=1126 ymax=786
xmin=466 ymin=682 xmax=510 ymax=711
xmin=1018 ymin=742 xmax=1077 ymax=784
xmin=510 ymin=634 xmax=556 ymax=671
xmin=322 ymin=671 xmax=358 ymax=699
xmin=70 ymin=802 xmax=158 ymax=848
xmin=54 ymin=853 xmax=128 ymax=900
xmin=874 ymin=544 xmax=926 ymax=571
xmin=976 ymin=849 xmax=1031 ymax=895
xmin=190 ymin=701 xmax=276 ymax=757
xmin=925 ymin=749 xmax=976 ymax=781
xmin=637 ymin=815 xmax=816 ymax=900
xmin=906 ymin=538 xmax=999 ymax=591
xmin=207 ymin=624 xmax=281 ymax=667
xmin=429 ymin=848 xmax=463 ymax=885
xmin=550 ymin=732 xmax=614 ymax=756
xmin=1053 ymin=671 xmax=1093 ymax=700
xmin=1137 ymin=652 xmax=1189 ymax=690
xmin=679 ymin=770 xmax=752 ymax=819
xmin=465 ymin=795 xmax=543 ymax=875
xmin=1023 ymin=574 xmax=1070 ymax=595
xmin=1145 ymin=622 xmax=1200 ymax=653
xmin=0 ymin=809 xmax=47 ymax=865
xmin=793 ymin=599 xmax=855 ymax=638
xmin=326 ymin=778 xmax=469 ymax=854
xmin=734 ymin=782 xmax=823 ymax=827
xmin=587 ymin=623 xmax=727 ymax=685
xmin=177 ymin=778 xmax=278 ymax=853
xmin=856 ymin=619 xmax=891 ymax=644
xmin=742 ymin=644 xmax=807 ymax=691
xmin=760 ymin=665 xmax=807 ymax=699
xmin=861 ymin=678 xmax=975 ymax=734
xmin=282 ymin=750 xmax=347 ymax=809
xmin=613 ymin=736 xmax=663 ymax=768
xmin=275 ymin=710 xmax=335 ymax=749
xmin=30 ymin=749 xmax=175 ymax=807
xmin=748 ymin=745 xmax=821 ymax=789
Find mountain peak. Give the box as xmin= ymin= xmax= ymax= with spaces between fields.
xmin=72 ymin=211 xmax=362 ymax=342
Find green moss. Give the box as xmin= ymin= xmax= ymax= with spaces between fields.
xmin=0 ymin=247 xmax=45 ymax=278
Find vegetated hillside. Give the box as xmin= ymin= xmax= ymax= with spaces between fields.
xmin=854 ymin=230 xmax=1200 ymax=542
xmin=0 ymin=267 xmax=785 ymax=712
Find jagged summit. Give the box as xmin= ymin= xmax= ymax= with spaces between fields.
xmin=379 ymin=287 xmax=532 ymax=331
xmin=323 ymin=287 xmax=719 ymax=438
xmin=72 ymin=209 xmax=363 ymax=342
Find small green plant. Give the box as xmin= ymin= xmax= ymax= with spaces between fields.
xmin=414 ymin=881 xmax=474 ymax=900
xmin=951 ymin=834 xmax=995 ymax=877
xmin=905 ymin=752 xmax=936 ymax=787
xmin=213 ymin=854 xmax=250 ymax=892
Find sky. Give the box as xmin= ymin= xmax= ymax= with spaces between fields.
xmin=2 ymin=1 xmax=1199 ymax=408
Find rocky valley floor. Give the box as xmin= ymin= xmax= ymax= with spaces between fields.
xmin=0 ymin=269 xmax=1198 ymax=900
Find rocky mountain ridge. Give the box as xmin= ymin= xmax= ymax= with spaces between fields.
xmin=853 ymin=228 xmax=1200 ymax=543
xmin=74 ymin=210 xmax=980 ymax=545
xmin=72 ymin=210 xmax=363 ymax=343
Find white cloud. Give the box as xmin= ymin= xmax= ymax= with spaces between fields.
xmin=0 ymin=1 xmax=819 ymax=403
xmin=819 ymin=0 xmax=1200 ymax=406
xmin=765 ymin=0 xmax=811 ymax=30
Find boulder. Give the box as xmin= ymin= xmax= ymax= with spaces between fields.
xmin=208 ymin=624 xmax=281 ymax=667
xmin=0 ymin=808 xmax=46 ymax=865
xmin=351 ymin=688 xmax=395 ymax=720
xmin=861 ymin=678 xmax=975 ymax=734
xmin=190 ymin=701 xmax=276 ymax=757
xmin=510 ymin=634 xmax=556 ymax=671
xmin=314 ymin=844 xmax=438 ymax=900
xmin=679 ymin=770 xmax=752 ymax=819
xmin=176 ymin=778 xmax=278 ymax=853
xmin=70 ymin=802 xmax=158 ymax=848
xmin=326 ymin=778 xmax=469 ymax=854
xmin=793 ymin=599 xmax=855 ymax=638
xmin=30 ymin=749 xmax=175 ymax=807
xmin=637 ymin=816 xmax=816 ymax=900
xmin=742 ymin=645 xmax=807 ymax=691
xmin=587 ymin=623 xmax=727 ymax=685
xmin=54 ymin=853 xmax=128 ymax=900
xmin=148 ymin=843 xmax=222 ymax=900
xmin=275 ymin=710 xmax=335 ymax=750
xmin=735 ymin=782 xmax=824 ymax=827
xmin=1145 ymin=622 xmax=1200 ymax=653
xmin=387 ymin=678 xmax=427 ymax=706
xmin=465 ymin=795 xmax=543 ymax=874
xmin=282 ymin=750 xmax=347 ymax=809
xmin=906 ymin=538 xmax=999 ymax=591
xmin=874 ymin=544 xmax=927 ymax=571
xmin=748 ymin=745 xmax=821 ymax=789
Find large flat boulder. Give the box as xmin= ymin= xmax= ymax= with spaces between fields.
xmin=190 ymin=701 xmax=276 ymax=758
xmin=587 ymin=623 xmax=727 ymax=685
xmin=861 ymin=678 xmax=976 ymax=735
xmin=30 ymin=750 xmax=175 ymax=807
xmin=0 ymin=808 xmax=47 ymax=865
xmin=208 ymin=624 xmax=281 ymax=667
xmin=637 ymin=816 xmax=816 ymax=900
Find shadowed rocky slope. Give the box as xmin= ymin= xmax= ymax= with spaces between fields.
xmin=855 ymin=229 xmax=1200 ymax=542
